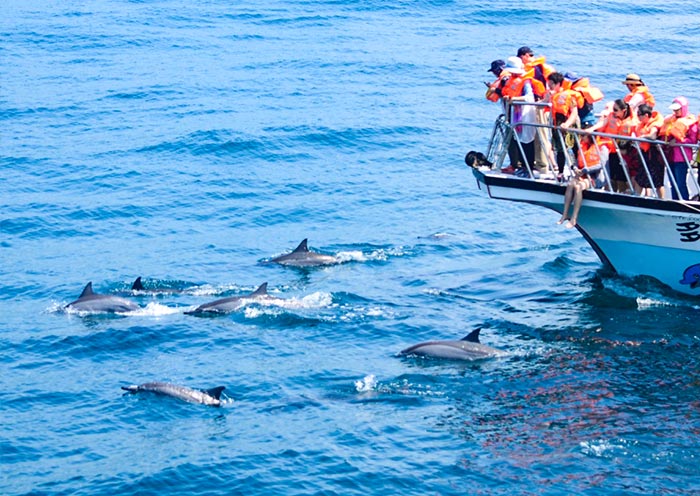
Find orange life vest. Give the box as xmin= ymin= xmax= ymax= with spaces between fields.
xmin=524 ymin=56 xmax=555 ymax=87
xmin=577 ymin=139 xmax=602 ymax=169
xmin=500 ymin=74 xmax=540 ymax=100
xmin=635 ymin=111 xmax=663 ymax=152
xmin=660 ymin=114 xmax=697 ymax=142
xmin=623 ymin=85 xmax=655 ymax=108
xmin=598 ymin=114 xmax=636 ymax=152
xmin=521 ymin=68 xmax=546 ymax=98
xmin=485 ymin=71 xmax=511 ymax=102
xmin=562 ymin=77 xmax=604 ymax=105
xmin=551 ymin=89 xmax=583 ymax=117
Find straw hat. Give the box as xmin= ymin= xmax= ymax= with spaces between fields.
xmin=622 ymin=73 xmax=643 ymax=85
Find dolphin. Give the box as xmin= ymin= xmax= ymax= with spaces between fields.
xmin=131 ymin=276 xmax=147 ymax=291
xmin=184 ymin=282 xmax=280 ymax=315
xmin=121 ymin=382 xmax=226 ymax=407
xmin=269 ymin=239 xmax=339 ymax=267
xmin=130 ymin=276 xmax=188 ymax=294
xmin=65 ymin=282 xmax=140 ymax=314
xmin=398 ymin=328 xmax=505 ymax=361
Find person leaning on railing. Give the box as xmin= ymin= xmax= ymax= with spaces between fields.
xmin=659 ymin=96 xmax=698 ymax=201
xmin=501 ymin=56 xmax=538 ymax=172
xmin=544 ymin=72 xmax=581 ymax=180
xmin=634 ymin=104 xmax=665 ymax=198
xmin=589 ymin=99 xmax=637 ymax=193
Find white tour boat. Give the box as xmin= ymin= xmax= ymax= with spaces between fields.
xmin=466 ymin=110 xmax=700 ymax=296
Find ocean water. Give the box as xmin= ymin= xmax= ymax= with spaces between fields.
xmin=2 ymin=1 xmax=700 ymax=494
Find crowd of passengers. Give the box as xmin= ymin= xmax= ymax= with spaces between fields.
xmin=485 ymin=46 xmax=700 ymax=227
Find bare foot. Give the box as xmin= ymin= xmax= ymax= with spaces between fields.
xmin=565 ymin=220 xmax=576 ymax=229
xmin=557 ymin=217 xmax=568 ymax=225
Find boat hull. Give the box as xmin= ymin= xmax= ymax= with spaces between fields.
xmin=472 ymin=168 xmax=700 ymax=296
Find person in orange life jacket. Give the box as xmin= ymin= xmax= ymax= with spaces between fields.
xmin=621 ymin=73 xmax=655 ymax=112
xmin=500 ymin=56 xmax=537 ymax=174
xmin=563 ymin=72 xmax=604 ymax=128
xmin=517 ymin=46 xmax=554 ymax=101
xmin=634 ymin=104 xmax=665 ymax=198
xmin=659 ymin=96 xmax=698 ymax=200
xmin=545 ymin=72 xmax=581 ymax=178
xmin=485 ymin=59 xmax=509 ymax=106
xmin=557 ymin=128 xmax=606 ymax=229
xmin=589 ymin=99 xmax=637 ymax=193
xmin=517 ymin=47 xmax=554 ymax=169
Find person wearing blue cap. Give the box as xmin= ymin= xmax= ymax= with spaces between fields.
xmin=485 ymin=59 xmax=508 ymax=104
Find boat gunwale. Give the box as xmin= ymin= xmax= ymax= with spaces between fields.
xmin=471 ymin=166 xmax=700 ymax=216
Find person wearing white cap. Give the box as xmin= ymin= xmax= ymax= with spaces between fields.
xmin=659 ymin=96 xmax=698 ymax=200
xmin=499 ymin=56 xmax=536 ymax=173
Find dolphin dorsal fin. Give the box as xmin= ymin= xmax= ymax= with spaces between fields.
xmin=204 ymin=386 xmax=226 ymax=400
xmin=132 ymin=277 xmax=144 ymax=290
xmin=293 ymin=239 xmax=309 ymax=253
xmin=79 ymin=282 xmax=94 ymax=298
xmin=461 ymin=328 xmax=482 ymax=343
xmin=250 ymin=282 xmax=268 ymax=297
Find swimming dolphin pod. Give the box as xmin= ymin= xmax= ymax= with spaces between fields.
xmin=184 ymin=282 xmax=277 ymax=315
xmin=121 ymin=381 xmax=226 ymax=407
xmin=65 ymin=282 xmax=140 ymax=314
xmin=270 ymin=238 xmax=339 ymax=267
xmin=398 ymin=328 xmax=505 ymax=361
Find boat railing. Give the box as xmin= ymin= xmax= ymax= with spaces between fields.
xmin=482 ymin=101 xmax=700 ymax=201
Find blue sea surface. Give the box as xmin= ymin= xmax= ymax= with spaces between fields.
xmin=2 ymin=1 xmax=700 ymax=494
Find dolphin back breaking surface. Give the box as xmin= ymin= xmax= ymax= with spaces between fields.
xmin=269 ymin=238 xmax=339 ymax=267
xmin=65 ymin=282 xmax=140 ymax=314
xmin=398 ymin=328 xmax=505 ymax=361
xmin=184 ymin=282 xmax=274 ymax=315
xmin=121 ymin=382 xmax=226 ymax=406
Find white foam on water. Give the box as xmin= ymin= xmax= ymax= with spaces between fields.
xmin=354 ymin=374 xmax=378 ymax=392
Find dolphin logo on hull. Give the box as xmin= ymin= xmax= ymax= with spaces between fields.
xmin=398 ymin=328 xmax=505 ymax=361
xmin=65 ymin=282 xmax=140 ymax=314
xmin=269 ymin=239 xmax=339 ymax=267
xmin=184 ymin=282 xmax=281 ymax=315
xmin=121 ymin=382 xmax=226 ymax=407
xmin=679 ymin=264 xmax=700 ymax=289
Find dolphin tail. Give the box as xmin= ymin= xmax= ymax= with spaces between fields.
xmin=204 ymin=386 xmax=226 ymax=400
xmin=249 ymin=282 xmax=268 ymax=297
xmin=132 ymin=277 xmax=144 ymax=291
xmin=79 ymin=282 xmax=95 ymax=298
xmin=292 ymin=239 xmax=309 ymax=253
xmin=461 ymin=327 xmax=482 ymax=343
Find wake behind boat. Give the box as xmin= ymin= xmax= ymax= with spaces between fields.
xmin=466 ymin=109 xmax=700 ymax=296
